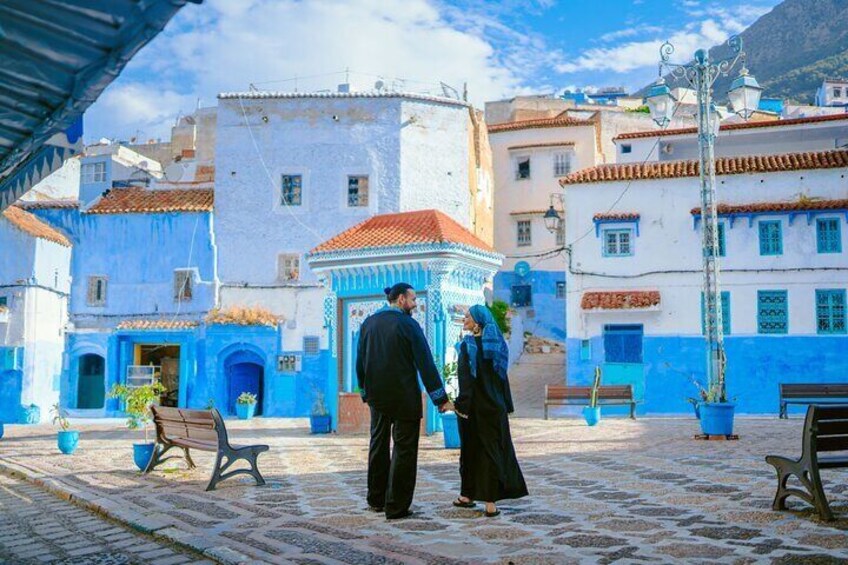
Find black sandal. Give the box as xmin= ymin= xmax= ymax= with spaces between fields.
xmin=453 ymin=497 xmax=476 ymax=508
xmin=484 ymin=509 xmax=500 ymax=517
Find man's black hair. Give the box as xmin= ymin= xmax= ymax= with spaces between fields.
xmin=384 ymin=283 xmax=414 ymax=303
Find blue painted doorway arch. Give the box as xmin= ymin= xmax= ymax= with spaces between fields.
xmin=225 ymin=350 xmax=264 ymax=416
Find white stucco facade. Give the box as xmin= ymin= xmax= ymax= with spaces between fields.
xmin=213 ymin=92 xmax=477 ymax=349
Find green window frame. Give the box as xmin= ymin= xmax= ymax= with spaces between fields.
xmin=816 ymin=289 xmax=846 ymax=334
xmin=758 ymin=220 xmax=783 ymax=256
xmin=816 ymin=218 xmax=841 ymax=254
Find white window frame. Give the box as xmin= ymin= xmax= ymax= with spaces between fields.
xmin=553 ymin=151 xmax=572 ymax=177
xmin=173 ymin=269 xmax=195 ymax=302
xmin=278 ymin=254 xmax=300 ymax=282
xmin=81 ymin=161 xmax=107 ymax=184
xmin=87 ymin=276 xmax=107 ymax=307
xmin=347 ymin=175 xmax=369 ymax=207
xmin=517 ymin=219 xmax=532 ymax=247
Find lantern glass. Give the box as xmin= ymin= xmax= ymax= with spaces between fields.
xmin=646 ymin=79 xmax=676 ymax=127
xmin=728 ymin=69 xmax=763 ymax=119
xmin=543 ymin=206 xmax=561 ymax=234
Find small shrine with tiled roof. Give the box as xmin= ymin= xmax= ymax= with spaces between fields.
xmin=307 ymin=209 xmax=503 ymax=433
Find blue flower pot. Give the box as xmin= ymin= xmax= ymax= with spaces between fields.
xmin=236 ymin=403 xmax=256 ymax=420
xmin=699 ymin=402 xmax=735 ymax=436
xmin=441 ymin=412 xmax=460 ymax=449
xmin=57 ymin=430 xmax=79 ymax=455
xmin=583 ymin=406 xmax=601 ymax=427
xmin=0 ymin=422 xmax=4 ymax=440
xmin=310 ymin=414 xmax=331 ymax=434
xmin=133 ymin=443 xmax=155 ymax=471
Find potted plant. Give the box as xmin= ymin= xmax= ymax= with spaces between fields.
xmin=583 ymin=366 xmax=602 ymax=426
xmin=440 ymin=361 xmax=461 ymax=449
xmin=310 ymin=389 xmax=331 ymax=434
xmin=51 ymin=404 xmax=79 ymax=454
xmin=691 ymin=368 xmax=735 ymax=436
xmin=108 ymin=382 xmax=164 ymax=471
xmin=236 ymin=392 xmax=258 ymax=420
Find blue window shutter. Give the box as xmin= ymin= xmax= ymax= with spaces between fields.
xmin=759 ymin=221 xmax=782 ymax=256
xmin=757 ymin=290 xmax=788 ymax=334
xmin=603 ymin=324 xmax=643 ymax=363
xmin=816 ymin=289 xmax=846 ymax=334
xmin=816 ymin=218 xmax=842 ymax=254
xmin=718 ymin=222 xmax=726 ymax=257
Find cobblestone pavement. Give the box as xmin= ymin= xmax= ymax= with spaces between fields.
xmin=1 ymin=417 xmax=847 ymax=564
xmin=0 ymin=472 xmax=214 ymax=565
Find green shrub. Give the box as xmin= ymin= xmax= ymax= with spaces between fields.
xmin=490 ymin=300 xmax=511 ymax=335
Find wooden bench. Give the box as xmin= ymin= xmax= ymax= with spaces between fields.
xmin=147 ymin=406 xmax=269 ymax=491
xmin=544 ymin=385 xmax=636 ymax=420
xmin=766 ymin=404 xmax=848 ymax=521
xmin=779 ymin=383 xmax=848 ymax=419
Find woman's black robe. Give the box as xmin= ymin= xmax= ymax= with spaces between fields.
xmin=455 ymin=338 xmax=528 ymax=503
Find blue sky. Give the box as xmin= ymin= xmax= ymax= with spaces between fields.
xmin=85 ymin=0 xmax=780 ymax=143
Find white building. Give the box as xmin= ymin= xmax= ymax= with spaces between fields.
xmin=213 ymin=90 xmax=492 ymax=355
xmin=614 ymin=113 xmax=848 ymax=163
xmin=815 ymin=78 xmax=848 ymax=107
xmin=77 ymin=144 xmax=162 ymax=207
xmin=485 ymin=98 xmax=673 ymax=340
xmin=0 ymin=203 xmax=72 ymax=423
xmin=562 ymin=149 xmax=848 ymax=415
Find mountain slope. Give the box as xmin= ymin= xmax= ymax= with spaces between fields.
xmin=641 ymin=0 xmax=848 ymax=104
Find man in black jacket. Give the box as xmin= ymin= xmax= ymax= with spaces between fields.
xmin=356 ymin=282 xmax=453 ymax=519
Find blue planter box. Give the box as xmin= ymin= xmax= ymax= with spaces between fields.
xmin=310 ymin=414 xmax=331 ymax=434
xmin=236 ymin=403 xmax=256 ymax=420
xmin=133 ymin=443 xmax=155 ymax=471
xmin=57 ymin=430 xmax=79 ymax=454
xmin=699 ymin=402 xmax=735 ymax=436
xmin=441 ymin=412 xmax=460 ymax=449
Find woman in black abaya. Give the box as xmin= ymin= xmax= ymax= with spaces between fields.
xmin=453 ymin=305 xmax=528 ymax=517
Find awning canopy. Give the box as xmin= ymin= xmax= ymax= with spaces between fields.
xmin=0 ymin=0 xmax=201 ymax=210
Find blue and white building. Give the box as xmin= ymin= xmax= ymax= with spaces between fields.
xmin=562 ymin=149 xmax=848 ymax=415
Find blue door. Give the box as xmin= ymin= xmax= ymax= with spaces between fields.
xmin=228 ymin=363 xmax=263 ymax=415
xmin=77 ymin=354 xmax=105 ymax=409
xmin=602 ymin=324 xmax=645 ymax=403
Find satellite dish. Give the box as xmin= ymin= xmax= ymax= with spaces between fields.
xmin=165 ymin=162 xmax=185 ymax=182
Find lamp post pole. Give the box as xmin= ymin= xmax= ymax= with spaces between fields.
xmin=646 ymin=36 xmax=762 ymax=402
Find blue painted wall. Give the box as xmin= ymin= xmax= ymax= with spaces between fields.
xmin=567 ymin=335 xmax=848 ymax=415
xmin=494 ymin=270 xmax=566 ymax=341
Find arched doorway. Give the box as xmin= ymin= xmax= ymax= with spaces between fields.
xmin=77 ymin=354 xmax=105 ymax=409
xmin=225 ymin=350 xmax=264 ymax=416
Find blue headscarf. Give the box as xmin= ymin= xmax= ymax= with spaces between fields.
xmin=458 ymin=305 xmax=509 ymax=381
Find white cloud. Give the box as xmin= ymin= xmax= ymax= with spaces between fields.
xmin=85 ymin=0 xmax=548 ymax=140
xmin=598 ymin=25 xmax=664 ymax=43
xmin=85 ymin=84 xmax=196 ymax=143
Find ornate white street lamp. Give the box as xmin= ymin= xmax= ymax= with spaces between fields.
xmin=646 ymin=36 xmax=761 ymax=433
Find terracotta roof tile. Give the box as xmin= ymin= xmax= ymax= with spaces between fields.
xmin=2 ymin=206 xmax=71 ymax=247
xmin=593 ymin=212 xmax=640 ymax=221
xmin=116 ymin=319 xmax=199 ymax=330
xmin=310 ymin=209 xmax=495 ymax=254
xmin=690 ymin=198 xmax=848 ymax=216
xmin=195 ymin=165 xmax=215 ymax=182
xmin=560 ymin=150 xmax=848 ymax=185
xmin=614 ymin=113 xmax=848 ymax=140
xmin=581 ymin=291 xmax=661 ymax=310
xmin=488 ymin=116 xmax=595 ymax=134
xmin=86 ymin=188 xmax=214 ymax=214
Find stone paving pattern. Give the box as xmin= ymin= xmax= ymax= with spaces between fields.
xmin=0 ymin=473 xmax=214 ymax=565
xmin=1 ymin=415 xmax=847 ymax=564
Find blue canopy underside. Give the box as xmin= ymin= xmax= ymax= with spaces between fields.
xmin=0 ymin=0 xmax=201 ymax=210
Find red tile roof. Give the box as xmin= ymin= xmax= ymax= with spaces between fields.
xmin=2 ymin=206 xmax=71 ymax=247
xmin=560 ymin=150 xmax=848 ymax=185
xmin=508 ymin=141 xmax=576 ymax=151
xmin=581 ymin=291 xmax=661 ymax=311
xmin=488 ymin=116 xmax=595 ymax=134
xmin=614 ymin=113 xmax=848 ymax=141
xmin=691 ymin=198 xmax=848 ymax=216
xmin=116 ymin=319 xmax=199 ymax=330
xmin=310 ymin=209 xmax=495 ymax=254
xmin=593 ymin=212 xmax=640 ymax=221
xmin=86 ymin=188 xmax=214 ymax=214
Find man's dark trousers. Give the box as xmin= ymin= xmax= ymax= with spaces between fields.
xmin=367 ymin=405 xmax=421 ymax=517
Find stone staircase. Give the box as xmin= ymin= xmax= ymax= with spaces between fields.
xmin=509 ymin=351 xmax=565 ymax=418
